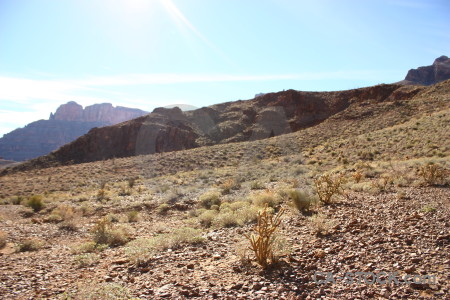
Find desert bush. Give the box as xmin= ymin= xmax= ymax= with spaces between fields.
xmin=288 ymin=189 xmax=315 ymax=212
xmin=199 ymin=191 xmax=221 ymax=209
xmin=48 ymin=205 xmax=81 ymax=230
xmin=252 ymin=191 xmax=280 ymax=208
xmin=417 ymin=163 xmax=448 ymax=186
xmin=198 ymin=209 xmax=218 ymax=227
xmin=72 ymin=282 xmax=131 ymax=300
xmin=75 ymin=253 xmax=100 ymax=268
xmin=127 ymin=210 xmax=140 ymax=223
xmin=10 ymin=196 xmax=23 ymax=205
xmin=157 ymin=203 xmax=170 ymax=215
xmin=118 ymin=183 xmax=131 ymax=196
xmin=371 ymin=175 xmax=393 ymax=193
xmin=220 ymin=178 xmax=240 ymax=194
xmin=70 ymin=241 xmax=107 ymax=254
xmin=18 ymin=238 xmax=45 ymax=252
xmin=213 ymin=211 xmax=240 ymax=228
xmin=126 ymin=227 xmax=204 ymax=265
xmin=308 ymin=213 xmax=336 ymax=236
xmin=127 ymin=177 xmax=138 ymax=189
xmin=96 ymin=189 xmax=107 ymax=201
xmin=91 ymin=217 xmax=132 ymax=247
xmin=352 ymin=171 xmax=363 ymax=183
xmin=244 ymin=205 xmax=285 ymax=268
xmin=26 ymin=195 xmax=44 ymax=212
xmin=250 ymin=181 xmax=264 ymax=190
xmin=0 ymin=231 xmax=7 ymax=249
xmin=314 ymin=173 xmax=345 ymax=205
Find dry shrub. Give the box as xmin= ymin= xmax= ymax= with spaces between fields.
xmin=352 ymin=171 xmax=363 ymax=183
xmin=288 ymin=189 xmax=316 ymax=212
xmin=70 ymin=282 xmax=130 ymax=300
xmin=91 ymin=217 xmax=132 ymax=247
xmin=417 ymin=163 xmax=448 ymax=186
xmin=245 ymin=205 xmax=285 ymax=268
xmin=252 ymin=190 xmax=280 ymax=208
xmin=220 ymin=178 xmax=240 ymax=194
xmin=49 ymin=204 xmax=81 ymax=231
xmin=0 ymin=231 xmax=7 ymax=249
xmin=19 ymin=238 xmax=45 ymax=252
xmin=125 ymin=227 xmax=204 ymax=265
xmin=314 ymin=173 xmax=345 ymax=205
xmin=371 ymin=175 xmax=393 ymax=193
xmin=127 ymin=210 xmax=140 ymax=223
xmin=308 ymin=213 xmax=336 ymax=236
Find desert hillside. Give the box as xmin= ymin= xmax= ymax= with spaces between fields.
xmin=0 ymin=80 xmax=449 ymax=299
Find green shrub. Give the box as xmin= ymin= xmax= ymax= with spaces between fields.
xmin=198 ymin=209 xmax=218 ymax=227
xmin=26 ymin=195 xmax=44 ymax=212
xmin=199 ymin=191 xmax=221 ymax=209
xmin=72 ymin=282 xmax=131 ymax=299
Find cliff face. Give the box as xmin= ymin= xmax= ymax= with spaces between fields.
xmin=51 ymin=101 xmax=147 ymax=124
xmin=0 ymin=102 xmax=148 ymax=161
xmin=12 ymin=83 xmax=425 ymax=169
xmin=401 ymin=55 xmax=450 ymax=85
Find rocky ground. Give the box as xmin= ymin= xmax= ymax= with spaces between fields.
xmin=0 ymin=184 xmax=448 ymax=299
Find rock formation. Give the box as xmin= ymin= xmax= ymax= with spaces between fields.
xmin=400 ymin=55 xmax=450 ymax=85
xmin=0 ymin=102 xmax=148 ymax=161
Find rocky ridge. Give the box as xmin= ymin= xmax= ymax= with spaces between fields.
xmin=400 ymin=55 xmax=450 ymax=86
xmin=7 ymin=83 xmax=424 ymax=171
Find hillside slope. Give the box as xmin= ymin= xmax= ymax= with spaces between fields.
xmin=0 ymin=80 xmax=448 ymax=299
xmin=5 ymin=83 xmax=427 ymax=173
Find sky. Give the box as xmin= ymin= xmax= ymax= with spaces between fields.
xmin=0 ymin=0 xmax=449 ymax=137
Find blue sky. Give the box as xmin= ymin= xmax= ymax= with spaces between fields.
xmin=0 ymin=0 xmax=449 ymax=137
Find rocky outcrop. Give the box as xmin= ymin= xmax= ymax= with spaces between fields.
xmin=51 ymin=101 xmax=147 ymax=124
xmin=400 ymin=55 xmax=450 ymax=85
xmin=0 ymin=102 xmax=148 ymax=161
xmin=6 ymin=83 xmax=426 ymax=171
